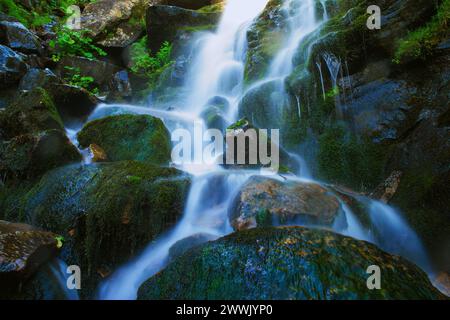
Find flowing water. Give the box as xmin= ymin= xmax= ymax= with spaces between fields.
xmin=59 ymin=0 xmax=433 ymax=299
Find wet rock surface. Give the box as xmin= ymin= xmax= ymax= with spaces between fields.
xmin=229 ymin=176 xmax=342 ymax=230
xmin=138 ymin=227 xmax=445 ymax=300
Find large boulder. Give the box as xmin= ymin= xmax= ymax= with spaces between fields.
xmin=18 ymin=68 xmax=61 ymax=91
xmin=229 ymin=176 xmax=342 ymax=230
xmin=0 ymin=44 xmax=27 ymax=89
xmin=55 ymin=56 xmax=120 ymax=92
xmin=0 ymin=220 xmax=60 ymax=299
xmin=138 ymin=226 xmax=445 ymax=299
xmin=0 ymin=21 xmax=42 ymax=54
xmin=0 ymin=129 xmax=81 ymax=181
xmin=17 ymin=161 xmax=191 ymax=298
xmin=77 ymin=114 xmax=171 ymax=165
xmin=81 ymin=0 xmax=158 ymax=47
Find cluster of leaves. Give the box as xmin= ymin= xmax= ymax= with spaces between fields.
xmin=50 ymin=27 xmax=107 ymax=61
xmin=130 ymin=37 xmax=173 ymax=78
xmin=0 ymin=0 xmax=94 ymax=28
xmin=394 ymin=0 xmax=450 ymax=64
xmin=63 ymin=66 xmax=98 ymax=94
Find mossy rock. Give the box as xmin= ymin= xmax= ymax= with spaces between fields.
xmin=16 ymin=161 xmax=191 ymax=298
xmin=77 ymin=114 xmax=171 ymax=165
xmin=0 ymin=88 xmax=64 ymax=140
xmin=0 ymin=129 xmax=81 ymax=182
xmin=229 ymin=176 xmax=343 ymax=231
xmin=244 ymin=0 xmax=286 ymax=82
xmin=138 ymin=226 xmax=445 ymax=300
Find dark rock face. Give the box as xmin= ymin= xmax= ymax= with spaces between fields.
xmin=229 ymin=176 xmax=342 ymax=230
xmin=47 ymin=84 xmax=99 ymax=122
xmin=138 ymin=227 xmax=445 ymax=300
xmin=0 ymin=129 xmax=81 ymax=181
xmin=162 ymin=0 xmax=213 ymax=10
xmin=0 ymin=220 xmax=59 ymax=299
xmin=168 ymin=233 xmax=217 ymax=261
xmin=18 ymin=68 xmax=61 ymax=91
xmin=55 ymin=56 xmax=120 ymax=91
xmin=0 ymin=44 xmax=27 ymax=89
xmin=146 ymin=5 xmax=221 ymax=53
xmin=0 ymin=21 xmax=41 ymax=54
xmin=77 ymin=114 xmax=172 ymax=165
xmin=15 ymin=161 xmax=190 ymax=298
xmin=0 ymin=88 xmax=64 ymax=139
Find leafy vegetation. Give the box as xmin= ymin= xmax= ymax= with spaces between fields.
xmin=129 ymin=37 xmax=174 ymax=97
xmin=63 ymin=66 xmax=98 ymax=94
xmin=394 ymin=0 xmax=450 ymax=64
xmin=316 ymin=125 xmax=386 ymax=191
xmin=50 ymin=27 xmax=107 ymax=61
xmin=0 ymin=0 xmax=95 ymax=28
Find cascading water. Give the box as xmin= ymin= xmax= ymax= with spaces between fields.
xmin=82 ymin=0 xmax=433 ymax=299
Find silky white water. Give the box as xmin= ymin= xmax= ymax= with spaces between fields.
xmin=92 ymin=0 xmax=432 ymax=299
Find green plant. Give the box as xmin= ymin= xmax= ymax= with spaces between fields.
xmin=64 ymin=66 xmax=98 ymax=94
xmin=130 ymin=37 xmax=173 ymax=83
xmin=394 ymin=0 xmax=450 ymax=64
xmin=50 ymin=27 xmax=107 ymax=61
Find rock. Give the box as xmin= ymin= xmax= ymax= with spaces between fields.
xmin=0 ymin=88 xmax=64 ymax=140
xmin=0 ymin=129 xmax=82 ymax=180
xmin=47 ymin=84 xmax=99 ymax=122
xmin=18 ymin=161 xmax=190 ymax=298
xmin=168 ymin=233 xmax=218 ymax=261
xmin=107 ymin=70 xmax=132 ymax=102
xmin=138 ymin=226 xmax=445 ymax=300
xmin=433 ymin=272 xmax=450 ymax=297
xmin=200 ymin=96 xmax=230 ymax=131
xmin=55 ymin=56 xmax=120 ymax=91
xmin=244 ymin=0 xmax=286 ymax=81
xmin=0 ymin=220 xmax=59 ymax=298
xmin=229 ymin=176 xmax=342 ymax=230
xmin=77 ymin=114 xmax=171 ymax=165
xmin=18 ymin=68 xmax=61 ymax=91
xmin=161 ymin=0 xmax=213 ymax=10
xmin=81 ymin=0 xmax=156 ymax=47
xmin=0 ymin=44 xmax=27 ymax=89
xmin=146 ymin=5 xmax=221 ymax=53
xmin=238 ymin=79 xmax=291 ymax=130
xmin=89 ymin=143 xmax=108 ymax=162
xmin=224 ymin=118 xmax=295 ymax=172
xmin=370 ymin=171 xmax=403 ymax=203
xmin=0 ymin=21 xmax=42 ymax=54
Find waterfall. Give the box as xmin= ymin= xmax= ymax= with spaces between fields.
xmin=98 ymin=171 xmax=254 ymax=300
xmin=91 ymin=0 xmax=433 ymax=299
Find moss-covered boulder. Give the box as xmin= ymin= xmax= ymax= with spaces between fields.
xmin=0 ymin=129 xmax=81 ymax=181
xmin=18 ymin=161 xmax=190 ymax=298
xmin=229 ymin=176 xmax=342 ymax=230
xmin=0 ymin=88 xmax=64 ymax=140
xmin=81 ymin=0 xmax=155 ymax=47
xmin=77 ymin=114 xmax=171 ymax=165
xmin=0 ymin=44 xmax=27 ymax=89
xmin=138 ymin=226 xmax=445 ymax=300
xmin=0 ymin=220 xmax=60 ymax=299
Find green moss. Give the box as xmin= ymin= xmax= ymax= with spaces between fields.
xmin=138 ymin=227 xmax=445 ymax=300
xmin=197 ymin=3 xmax=225 ymax=13
xmin=317 ymin=125 xmax=386 ymax=191
xmin=77 ymin=114 xmax=171 ymax=165
xmin=394 ymin=0 xmax=450 ymax=64
xmin=13 ymin=161 xmax=191 ymax=298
